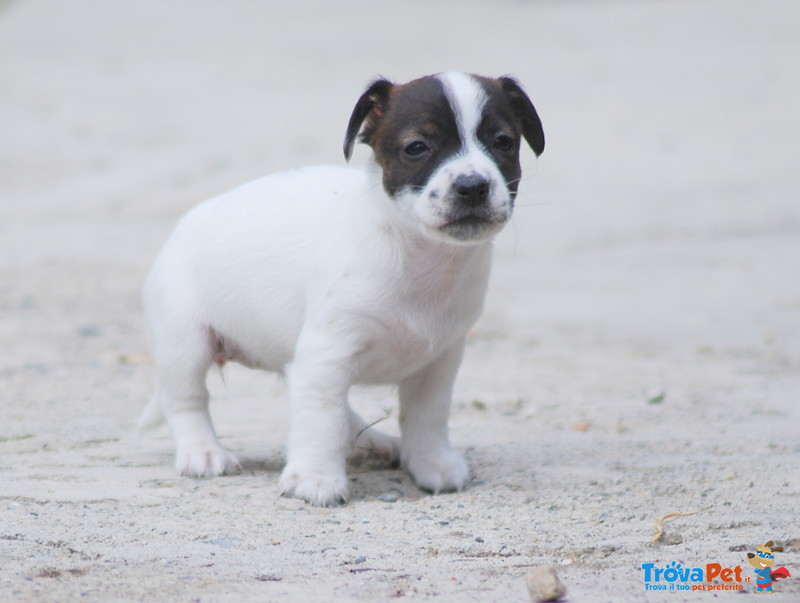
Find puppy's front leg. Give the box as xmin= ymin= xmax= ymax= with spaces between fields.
xmin=279 ymin=336 xmax=353 ymax=506
xmin=399 ymin=339 xmax=470 ymax=493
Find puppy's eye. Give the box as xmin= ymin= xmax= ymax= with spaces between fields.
xmin=493 ymin=135 xmax=515 ymax=153
xmin=404 ymin=141 xmax=430 ymax=158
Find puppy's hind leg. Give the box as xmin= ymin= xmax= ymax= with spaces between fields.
xmin=148 ymin=322 xmax=240 ymax=478
xmin=348 ymin=406 xmax=401 ymax=466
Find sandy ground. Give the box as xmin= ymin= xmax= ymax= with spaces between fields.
xmin=1 ymin=0 xmax=799 ymax=601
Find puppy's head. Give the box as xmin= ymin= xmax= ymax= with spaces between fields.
xmin=344 ymin=72 xmax=544 ymax=244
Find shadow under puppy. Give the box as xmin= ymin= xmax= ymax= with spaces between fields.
xmin=140 ymin=71 xmax=544 ymax=506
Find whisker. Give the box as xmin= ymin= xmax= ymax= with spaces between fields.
xmin=513 ymin=199 xmax=558 ymax=208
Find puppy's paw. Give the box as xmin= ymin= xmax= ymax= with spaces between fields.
xmin=353 ymin=428 xmax=401 ymax=466
xmin=175 ymin=445 xmax=241 ymax=478
xmin=279 ymin=463 xmax=349 ymax=507
xmin=404 ymin=447 xmax=470 ymax=494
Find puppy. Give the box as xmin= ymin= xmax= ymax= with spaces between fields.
xmin=140 ymin=71 xmax=544 ymax=506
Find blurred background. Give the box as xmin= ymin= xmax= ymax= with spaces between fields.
xmin=2 ymin=0 xmax=797 ymax=359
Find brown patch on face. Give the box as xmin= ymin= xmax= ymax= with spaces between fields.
xmin=366 ymin=77 xmax=463 ymax=197
xmin=472 ymin=76 xmax=545 ymax=194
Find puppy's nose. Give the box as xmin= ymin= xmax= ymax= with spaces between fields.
xmin=454 ymin=174 xmax=490 ymax=207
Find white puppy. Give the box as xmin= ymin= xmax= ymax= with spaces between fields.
xmin=140 ymin=71 xmax=544 ymax=506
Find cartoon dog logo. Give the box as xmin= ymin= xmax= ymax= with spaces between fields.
xmin=747 ymin=540 xmax=791 ymax=592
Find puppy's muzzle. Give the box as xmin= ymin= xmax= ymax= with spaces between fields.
xmin=439 ymin=173 xmax=510 ymax=242
xmin=453 ymin=174 xmax=490 ymax=208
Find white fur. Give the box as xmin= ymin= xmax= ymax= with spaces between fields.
xmin=438 ymin=71 xmax=487 ymax=147
xmin=141 ymin=74 xmax=518 ymax=506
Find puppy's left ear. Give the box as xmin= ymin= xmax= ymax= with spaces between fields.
xmin=499 ymin=77 xmax=545 ymax=157
xmin=343 ymin=78 xmax=394 ymax=161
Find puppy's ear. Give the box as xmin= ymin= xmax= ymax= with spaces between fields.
xmin=499 ymin=77 xmax=545 ymax=157
xmin=344 ymin=78 xmax=394 ymax=161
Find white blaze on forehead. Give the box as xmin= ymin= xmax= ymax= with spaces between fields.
xmin=436 ymin=72 xmax=488 ymax=149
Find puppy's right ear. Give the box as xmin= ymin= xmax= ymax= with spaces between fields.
xmin=343 ymin=78 xmax=394 ymax=161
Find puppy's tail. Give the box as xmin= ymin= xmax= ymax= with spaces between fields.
xmin=136 ymin=396 xmax=166 ymax=438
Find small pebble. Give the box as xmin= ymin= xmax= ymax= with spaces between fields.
xmin=202 ymin=537 xmax=242 ymax=548
xmin=78 ymin=325 xmax=101 ymax=337
xmin=254 ymin=571 xmax=282 ymax=582
xmin=377 ymin=487 xmax=403 ymax=502
xmin=525 ymin=566 xmax=567 ymax=602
